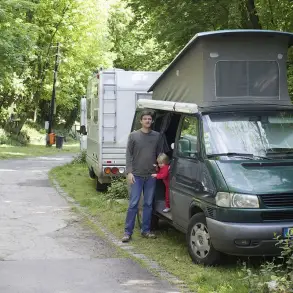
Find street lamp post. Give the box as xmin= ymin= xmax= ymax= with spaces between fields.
xmin=47 ymin=42 xmax=60 ymax=146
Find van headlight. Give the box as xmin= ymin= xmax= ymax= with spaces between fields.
xmin=216 ymin=192 xmax=259 ymax=208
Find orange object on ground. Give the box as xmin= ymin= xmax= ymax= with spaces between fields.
xmin=49 ymin=133 xmax=55 ymax=145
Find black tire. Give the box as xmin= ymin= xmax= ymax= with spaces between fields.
xmin=187 ymin=213 xmax=221 ymax=266
xmin=88 ymin=168 xmax=95 ymax=179
xmin=150 ymin=214 xmax=159 ymax=231
xmin=96 ymin=179 xmax=109 ymax=192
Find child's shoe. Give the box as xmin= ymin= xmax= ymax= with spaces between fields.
xmin=163 ymin=208 xmax=171 ymax=213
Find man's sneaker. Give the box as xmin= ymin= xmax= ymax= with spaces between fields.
xmin=121 ymin=234 xmax=131 ymax=243
xmin=163 ymin=208 xmax=171 ymax=213
xmin=141 ymin=232 xmax=156 ymax=239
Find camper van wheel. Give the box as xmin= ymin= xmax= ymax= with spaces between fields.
xmin=96 ymin=179 xmax=109 ymax=192
xmin=187 ymin=213 xmax=221 ymax=266
xmin=88 ymin=168 xmax=95 ymax=179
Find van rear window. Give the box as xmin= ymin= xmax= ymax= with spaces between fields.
xmin=215 ymin=60 xmax=279 ymax=98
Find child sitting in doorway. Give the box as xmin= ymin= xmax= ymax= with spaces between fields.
xmin=151 ymin=153 xmax=170 ymax=213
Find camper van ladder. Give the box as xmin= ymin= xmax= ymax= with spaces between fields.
xmin=102 ymin=71 xmax=117 ymax=143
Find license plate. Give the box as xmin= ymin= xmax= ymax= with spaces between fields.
xmin=283 ymin=227 xmax=293 ymax=239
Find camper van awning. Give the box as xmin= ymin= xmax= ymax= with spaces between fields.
xmin=148 ymin=29 xmax=293 ymax=93
xmin=137 ymin=99 xmax=198 ymax=114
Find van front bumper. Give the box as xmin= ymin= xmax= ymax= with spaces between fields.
xmin=207 ymin=218 xmax=293 ymax=256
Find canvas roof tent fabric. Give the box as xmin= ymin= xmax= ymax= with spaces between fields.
xmin=148 ymin=30 xmax=293 ymax=108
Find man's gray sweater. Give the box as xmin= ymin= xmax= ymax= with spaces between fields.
xmin=126 ymin=130 xmax=160 ymax=177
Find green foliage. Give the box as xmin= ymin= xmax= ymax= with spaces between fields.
xmin=0 ymin=129 xmax=9 ymax=145
xmin=0 ymin=0 xmax=115 ymax=130
xmin=106 ymin=178 xmax=129 ymax=201
xmin=0 ymin=128 xmax=30 ymax=146
xmin=71 ymin=150 xmax=86 ymax=164
xmin=2 ymin=0 xmax=293 ymax=131
xmin=25 ymin=120 xmax=46 ymax=133
xmin=243 ymin=236 xmax=293 ymax=293
xmin=108 ymin=0 xmax=171 ymax=70
xmin=119 ymin=0 xmax=293 ymax=91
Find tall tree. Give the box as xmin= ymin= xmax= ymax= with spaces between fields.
xmin=0 ymin=0 xmax=115 ymax=132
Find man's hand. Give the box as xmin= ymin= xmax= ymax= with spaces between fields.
xmin=127 ymin=173 xmax=135 ymax=184
xmin=151 ymin=174 xmax=157 ymax=178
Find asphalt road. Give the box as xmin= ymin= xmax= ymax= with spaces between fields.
xmin=0 ymin=155 xmax=179 ymax=293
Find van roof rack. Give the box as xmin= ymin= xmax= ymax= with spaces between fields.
xmin=137 ymin=99 xmax=198 ymax=114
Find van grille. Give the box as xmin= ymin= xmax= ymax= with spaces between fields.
xmin=260 ymin=194 xmax=293 ymax=208
xmin=261 ymin=211 xmax=293 ymax=221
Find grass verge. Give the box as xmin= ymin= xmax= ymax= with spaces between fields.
xmin=0 ymin=143 xmax=80 ymax=159
xmin=50 ymin=162 xmax=250 ymax=293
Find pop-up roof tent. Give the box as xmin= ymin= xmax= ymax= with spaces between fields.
xmin=148 ymin=30 xmax=293 ymax=107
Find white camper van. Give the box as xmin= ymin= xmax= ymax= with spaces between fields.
xmin=85 ymin=68 xmax=161 ymax=191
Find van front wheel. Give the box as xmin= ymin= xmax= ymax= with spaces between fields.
xmin=187 ymin=213 xmax=221 ymax=266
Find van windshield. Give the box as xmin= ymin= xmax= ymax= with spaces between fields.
xmin=202 ymin=111 xmax=293 ymax=159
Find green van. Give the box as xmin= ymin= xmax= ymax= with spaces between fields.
xmin=132 ymin=29 xmax=293 ymax=265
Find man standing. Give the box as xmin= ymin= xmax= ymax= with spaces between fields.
xmin=122 ymin=110 xmax=160 ymax=242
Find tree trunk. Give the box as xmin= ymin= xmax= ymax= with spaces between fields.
xmin=33 ymin=108 xmax=38 ymax=122
xmin=64 ymin=107 xmax=78 ymax=131
xmin=245 ymin=0 xmax=262 ymax=29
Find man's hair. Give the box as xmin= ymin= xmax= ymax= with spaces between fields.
xmin=157 ymin=153 xmax=170 ymax=164
xmin=140 ymin=109 xmax=154 ymax=121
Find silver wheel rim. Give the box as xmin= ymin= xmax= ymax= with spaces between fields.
xmin=190 ymin=222 xmax=210 ymax=259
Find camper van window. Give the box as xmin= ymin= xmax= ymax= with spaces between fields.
xmin=93 ymin=98 xmax=99 ymax=124
xmin=215 ymin=60 xmax=279 ymax=98
xmin=177 ymin=116 xmax=198 ymax=158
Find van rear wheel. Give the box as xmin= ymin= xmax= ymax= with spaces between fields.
xmin=187 ymin=213 xmax=221 ymax=266
xmin=88 ymin=168 xmax=95 ymax=179
xmin=96 ymin=179 xmax=109 ymax=192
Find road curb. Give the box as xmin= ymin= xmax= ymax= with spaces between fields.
xmin=52 ymin=177 xmax=190 ymax=293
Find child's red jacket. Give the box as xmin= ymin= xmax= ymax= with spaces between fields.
xmin=156 ymin=165 xmax=170 ymax=208
xmin=156 ymin=165 xmax=170 ymax=188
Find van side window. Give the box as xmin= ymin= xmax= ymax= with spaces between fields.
xmin=93 ymin=80 xmax=99 ymax=124
xmin=177 ymin=116 xmax=199 ymax=158
xmin=86 ymin=99 xmax=91 ymax=120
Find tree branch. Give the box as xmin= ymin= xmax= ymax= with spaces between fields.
xmin=245 ymin=0 xmax=262 ymax=29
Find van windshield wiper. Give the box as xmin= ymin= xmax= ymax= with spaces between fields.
xmin=266 ymin=148 xmax=293 ymax=156
xmin=207 ymin=153 xmax=271 ymax=160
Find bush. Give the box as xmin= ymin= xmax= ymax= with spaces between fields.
xmin=243 ymin=236 xmax=293 ymax=293
xmin=0 ymin=128 xmax=30 ymax=146
xmin=0 ymin=128 xmax=9 ymax=144
xmin=71 ymin=150 xmax=86 ymax=164
xmin=14 ymin=129 xmax=30 ymax=145
xmin=25 ymin=120 xmax=44 ymax=132
xmin=106 ymin=178 xmax=129 ymax=201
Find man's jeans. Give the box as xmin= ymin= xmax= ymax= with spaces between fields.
xmin=125 ymin=175 xmax=156 ymax=236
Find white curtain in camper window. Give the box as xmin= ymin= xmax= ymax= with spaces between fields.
xmin=202 ymin=115 xmax=269 ymax=156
